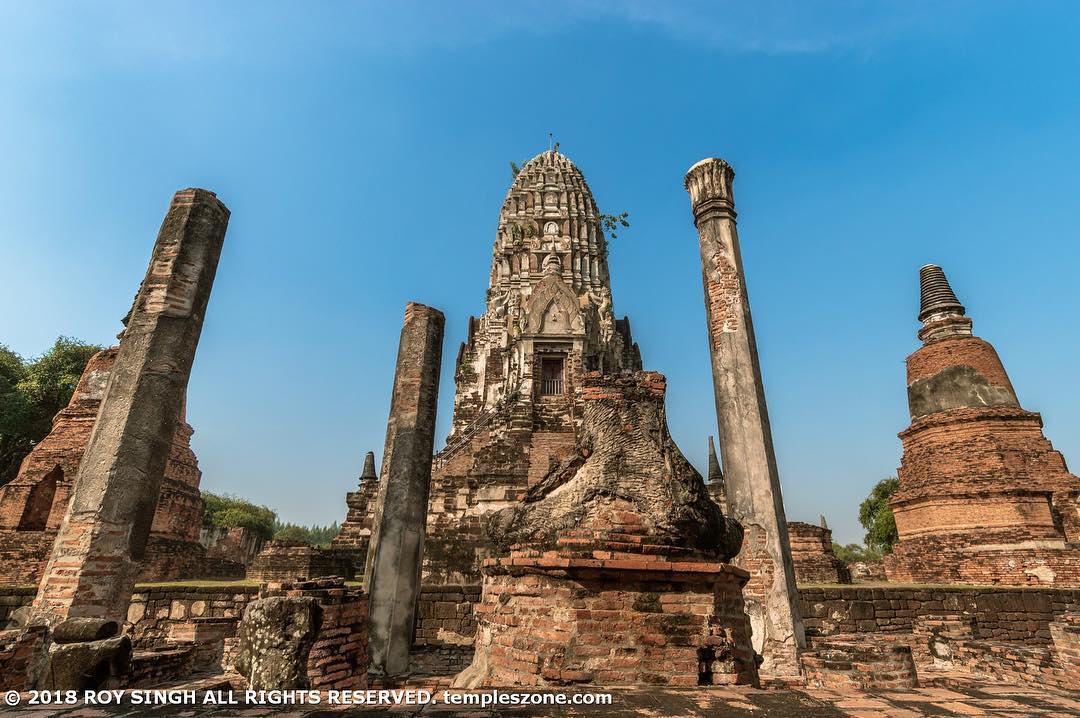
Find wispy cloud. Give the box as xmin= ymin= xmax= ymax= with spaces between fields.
xmin=0 ymin=0 xmax=987 ymax=78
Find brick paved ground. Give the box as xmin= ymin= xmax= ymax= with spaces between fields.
xmin=5 ymin=673 xmax=1079 ymax=717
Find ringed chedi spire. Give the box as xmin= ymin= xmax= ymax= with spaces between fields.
xmin=885 ymin=264 xmax=1080 ymax=586
xmin=685 ymin=157 xmax=805 ymax=677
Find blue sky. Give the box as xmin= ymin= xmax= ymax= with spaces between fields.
xmin=2 ymin=2 xmax=1078 ymax=545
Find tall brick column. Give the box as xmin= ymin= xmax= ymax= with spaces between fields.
xmin=685 ymin=158 xmax=804 ymax=676
xmin=365 ymin=302 xmax=444 ymax=676
xmin=32 ymin=188 xmax=229 ymax=627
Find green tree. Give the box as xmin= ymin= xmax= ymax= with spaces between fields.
xmin=272 ymin=523 xmax=310 ymax=543
xmin=859 ymin=477 xmax=899 ymax=554
xmin=202 ymin=491 xmax=277 ymax=541
xmin=832 ymin=542 xmax=883 ymax=564
xmin=0 ymin=337 xmax=102 ymax=485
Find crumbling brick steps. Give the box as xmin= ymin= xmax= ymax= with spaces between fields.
xmin=800 ymin=638 xmax=918 ymax=690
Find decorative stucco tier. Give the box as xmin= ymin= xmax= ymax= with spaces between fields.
xmin=885 ymin=265 xmax=1080 ymax=586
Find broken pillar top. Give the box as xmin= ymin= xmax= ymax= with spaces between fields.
xmin=684 ymin=157 xmax=736 ymax=220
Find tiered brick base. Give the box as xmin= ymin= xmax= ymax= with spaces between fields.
xmin=467 ymin=547 xmax=756 ymax=688
xmin=885 ymin=535 xmax=1080 ymax=587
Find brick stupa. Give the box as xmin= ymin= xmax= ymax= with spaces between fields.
xmin=884 ymin=265 xmax=1080 ymax=586
xmin=0 ymin=348 xmax=208 ymax=584
xmin=331 ymin=450 xmax=379 ymax=574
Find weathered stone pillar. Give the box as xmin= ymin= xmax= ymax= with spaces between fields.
xmin=33 ymin=188 xmax=229 ymax=627
xmin=365 ymin=302 xmax=444 ymax=676
xmin=685 ymin=159 xmax=804 ymax=676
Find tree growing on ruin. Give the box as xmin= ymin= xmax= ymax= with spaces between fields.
xmin=0 ymin=337 xmax=102 ymax=485
xmin=599 ymin=211 xmax=631 ymax=239
xmin=859 ymin=477 xmax=899 ymax=554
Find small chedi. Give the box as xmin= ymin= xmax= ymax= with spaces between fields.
xmin=705 ymin=435 xmax=727 ymax=508
xmin=459 ymin=370 xmax=755 ymax=687
xmin=788 ymin=518 xmax=851 ymax=585
xmin=0 ymin=347 xmax=210 ymax=584
xmin=330 ymin=451 xmax=379 ymax=572
xmin=885 ymin=265 xmax=1080 ymax=586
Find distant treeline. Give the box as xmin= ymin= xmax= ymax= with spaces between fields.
xmin=202 ymin=491 xmax=340 ymax=546
xmin=271 ymin=520 xmax=341 ymax=547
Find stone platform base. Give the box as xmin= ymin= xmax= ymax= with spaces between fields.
xmin=460 ymin=551 xmax=757 ymax=688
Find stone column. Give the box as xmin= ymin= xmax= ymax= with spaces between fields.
xmin=685 ymin=158 xmax=804 ymax=676
xmin=33 ymin=188 xmax=229 ymax=627
xmin=365 ymin=302 xmax=444 ymax=676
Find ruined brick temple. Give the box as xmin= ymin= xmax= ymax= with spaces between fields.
xmin=885 ymin=265 xmax=1080 ymax=586
xmin=0 ymin=348 xmax=213 ymax=584
xmin=2 ymin=167 xmax=1080 ymax=704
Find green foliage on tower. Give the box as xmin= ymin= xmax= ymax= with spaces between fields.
xmin=859 ymin=477 xmax=899 ymax=554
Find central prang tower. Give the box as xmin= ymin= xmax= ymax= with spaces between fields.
xmin=448 ymin=149 xmax=641 ymax=436
xmin=424 ymin=149 xmax=642 ymax=582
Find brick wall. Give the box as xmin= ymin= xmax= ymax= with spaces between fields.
xmin=246 ymin=540 xmax=355 ymax=582
xmin=913 ymin=612 xmax=1080 ymax=692
xmin=0 ymin=530 xmax=54 ymax=585
xmin=0 ymin=625 xmax=46 ymax=691
xmin=470 ymin=558 xmax=756 ymax=687
xmin=800 ymin=586 xmax=1080 ymax=642
xmin=412 ymin=584 xmax=479 ymax=675
xmin=788 ymin=522 xmax=851 ymax=585
xmin=128 ymin=644 xmax=196 ymax=687
xmin=123 ymin=584 xmax=259 ymax=648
